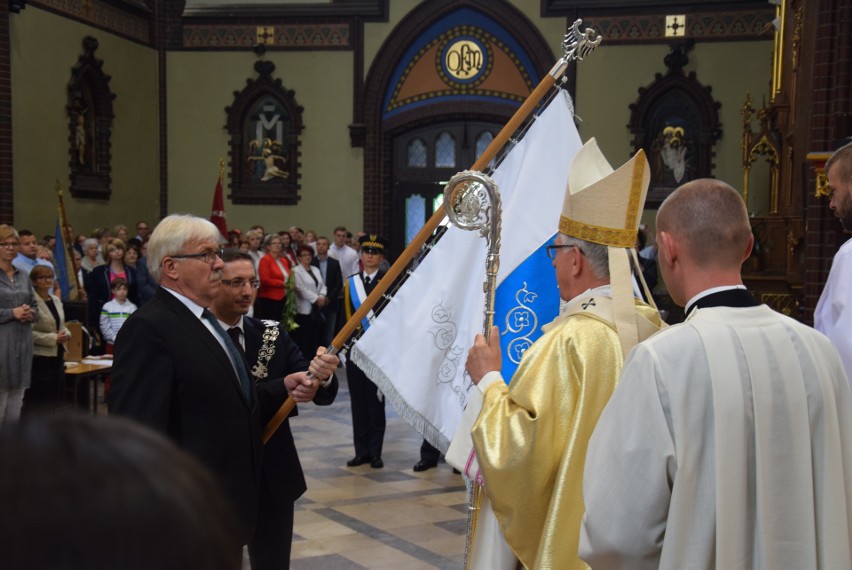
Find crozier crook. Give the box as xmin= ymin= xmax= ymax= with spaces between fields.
xmin=443 ymin=170 xmax=501 ymax=341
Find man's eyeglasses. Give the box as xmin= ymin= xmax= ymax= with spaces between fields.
xmin=172 ymin=249 xmax=224 ymax=265
xmin=221 ymin=278 xmax=260 ymax=290
xmin=0 ymin=242 xmax=19 ymax=249
xmin=546 ymin=244 xmax=584 ymax=260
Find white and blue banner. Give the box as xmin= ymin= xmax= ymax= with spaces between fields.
xmin=351 ymin=90 xmax=582 ymax=451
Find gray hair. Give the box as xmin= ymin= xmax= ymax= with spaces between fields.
xmin=559 ymin=233 xmax=610 ymax=280
xmin=147 ymin=215 xmax=222 ymax=282
xmin=82 ymin=238 xmax=98 ymax=251
xmin=261 ymin=233 xmax=281 ymax=249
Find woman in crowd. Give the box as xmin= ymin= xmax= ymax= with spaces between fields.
xmin=245 ymin=228 xmax=263 ymax=266
xmin=80 ymin=237 xmax=100 ymax=273
xmin=124 ymin=239 xmax=156 ymax=305
xmin=27 ymin=265 xmax=70 ymax=413
xmin=278 ymin=230 xmax=297 ymax=267
xmin=255 ymin=234 xmax=291 ymax=321
xmin=74 ymin=234 xmax=87 ymax=256
xmin=92 ymin=228 xmax=112 ymax=265
xmin=292 ymin=245 xmax=327 ymax=358
xmin=86 ymin=238 xmax=139 ymax=350
xmin=113 ymin=224 xmax=130 ymax=245
xmin=304 ymin=229 xmax=318 ymax=253
xmin=0 ymin=225 xmax=36 ymax=424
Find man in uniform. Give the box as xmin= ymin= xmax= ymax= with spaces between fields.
xmin=451 ymin=139 xmax=663 ymax=569
xmin=344 ymin=234 xmax=388 ymax=469
xmin=580 ymin=179 xmax=852 ymax=568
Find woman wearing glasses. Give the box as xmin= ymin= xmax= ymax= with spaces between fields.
xmin=0 ymin=225 xmax=37 ymax=424
xmin=255 ymin=234 xmax=291 ymax=321
xmin=27 ymin=265 xmax=71 ymax=413
xmin=292 ymin=245 xmax=327 ymax=359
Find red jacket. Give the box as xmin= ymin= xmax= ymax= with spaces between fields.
xmin=257 ymin=254 xmax=290 ymax=301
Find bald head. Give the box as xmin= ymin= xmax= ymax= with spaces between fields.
xmin=657 ymin=179 xmax=752 ymax=270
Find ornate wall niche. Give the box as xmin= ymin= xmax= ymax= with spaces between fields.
xmin=225 ymin=60 xmax=304 ymax=205
xmin=628 ymin=42 xmax=721 ymax=207
xmin=67 ymin=36 xmax=115 ymax=200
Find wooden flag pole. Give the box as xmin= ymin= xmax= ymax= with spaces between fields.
xmin=263 ymin=21 xmax=601 ymax=443
xmin=56 ymin=180 xmax=81 ymax=300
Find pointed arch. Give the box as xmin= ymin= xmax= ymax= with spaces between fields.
xmin=360 ymin=0 xmax=556 ymax=238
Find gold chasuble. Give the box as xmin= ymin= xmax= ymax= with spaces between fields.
xmin=471 ymin=296 xmax=663 ymax=569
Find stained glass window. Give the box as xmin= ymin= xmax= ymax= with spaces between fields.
xmin=435 ymin=132 xmax=456 ymax=168
xmin=405 ymin=194 xmax=426 ymax=246
xmin=407 ymin=138 xmax=427 ymax=168
xmin=475 ymin=131 xmax=493 ymax=160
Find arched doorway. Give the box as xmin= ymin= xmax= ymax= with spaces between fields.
xmin=361 ymin=0 xmax=556 ymax=258
xmin=391 ymin=121 xmax=500 ymax=255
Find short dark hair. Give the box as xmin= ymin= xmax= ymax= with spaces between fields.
xmin=0 ymin=414 xmax=242 ymax=570
xmin=826 ymin=140 xmax=852 ymax=181
xmin=110 ymin=277 xmax=129 ymax=291
xmin=297 ymin=245 xmax=313 ymax=257
xmin=29 ymin=264 xmax=54 ymax=283
xmin=220 ymin=248 xmax=254 ymax=264
xmin=18 ymin=229 xmax=34 ymax=238
xmin=333 ymin=226 xmax=347 ymax=233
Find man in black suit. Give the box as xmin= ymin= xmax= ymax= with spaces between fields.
xmin=110 ymin=215 xmax=262 ymax=548
xmin=209 ymin=249 xmax=339 ymax=570
xmin=311 ymin=235 xmax=343 ymax=348
xmin=344 ymin=234 xmax=388 ymax=469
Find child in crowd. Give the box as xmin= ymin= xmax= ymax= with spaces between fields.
xmin=99 ymin=278 xmax=137 ymax=352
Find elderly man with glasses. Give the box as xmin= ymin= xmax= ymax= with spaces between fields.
xmin=449 ymin=140 xmax=663 ymax=569
xmin=110 ymin=215 xmax=280 ymax=553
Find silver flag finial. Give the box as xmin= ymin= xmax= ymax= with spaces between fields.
xmin=562 ymin=19 xmax=602 ymax=61
xmin=549 ymin=19 xmax=602 ymax=80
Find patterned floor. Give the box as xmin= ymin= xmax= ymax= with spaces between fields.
xmin=286 ymin=366 xmax=467 ymax=569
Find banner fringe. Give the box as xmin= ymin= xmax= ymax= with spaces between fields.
xmin=350 ymin=345 xmax=452 ymax=454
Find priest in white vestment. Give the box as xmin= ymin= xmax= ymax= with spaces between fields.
xmin=447 ymin=139 xmax=663 ymax=569
xmin=815 ymin=141 xmax=852 ymax=388
xmin=580 ymin=178 xmax=852 ymax=569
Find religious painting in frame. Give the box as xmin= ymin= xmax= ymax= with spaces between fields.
xmin=226 ymin=61 xmax=304 ymax=205
xmin=628 ymin=42 xmax=721 ymax=207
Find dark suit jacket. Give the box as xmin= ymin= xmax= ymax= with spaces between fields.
xmin=245 ymin=316 xmax=338 ymax=504
xmin=312 ymin=256 xmax=343 ymax=302
xmin=109 ymin=287 xmax=262 ymax=542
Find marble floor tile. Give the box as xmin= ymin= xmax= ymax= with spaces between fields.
xmin=286 ymin=368 xmax=467 ymax=569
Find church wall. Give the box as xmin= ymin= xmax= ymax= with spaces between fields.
xmin=10 ymin=6 xmax=158 ymax=237
xmin=166 ymin=49 xmax=359 ymax=235
xmin=7 ymin=2 xmax=774 ymax=243
xmin=576 ymin=40 xmax=773 ymax=221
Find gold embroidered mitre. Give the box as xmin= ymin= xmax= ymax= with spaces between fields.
xmin=558 ymin=138 xmax=653 ymax=358
xmin=559 ymin=138 xmax=650 ymax=248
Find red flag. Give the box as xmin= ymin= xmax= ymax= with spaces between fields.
xmin=210 ymin=172 xmax=228 ymax=239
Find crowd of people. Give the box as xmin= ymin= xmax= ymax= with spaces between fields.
xmin=1 ymin=142 xmax=851 ymax=569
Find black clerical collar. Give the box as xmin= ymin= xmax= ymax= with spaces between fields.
xmin=685 ymin=286 xmax=759 ymax=316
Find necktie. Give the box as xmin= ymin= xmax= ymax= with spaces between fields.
xmin=201 ymin=310 xmax=253 ymax=405
xmin=227 ymin=327 xmax=248 ymax=362
xmin=363 ymin=275 xmax=371 ymax=286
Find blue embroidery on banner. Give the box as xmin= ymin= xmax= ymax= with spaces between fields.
xmin=494 ymin=237 xmax=560 ymax=383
